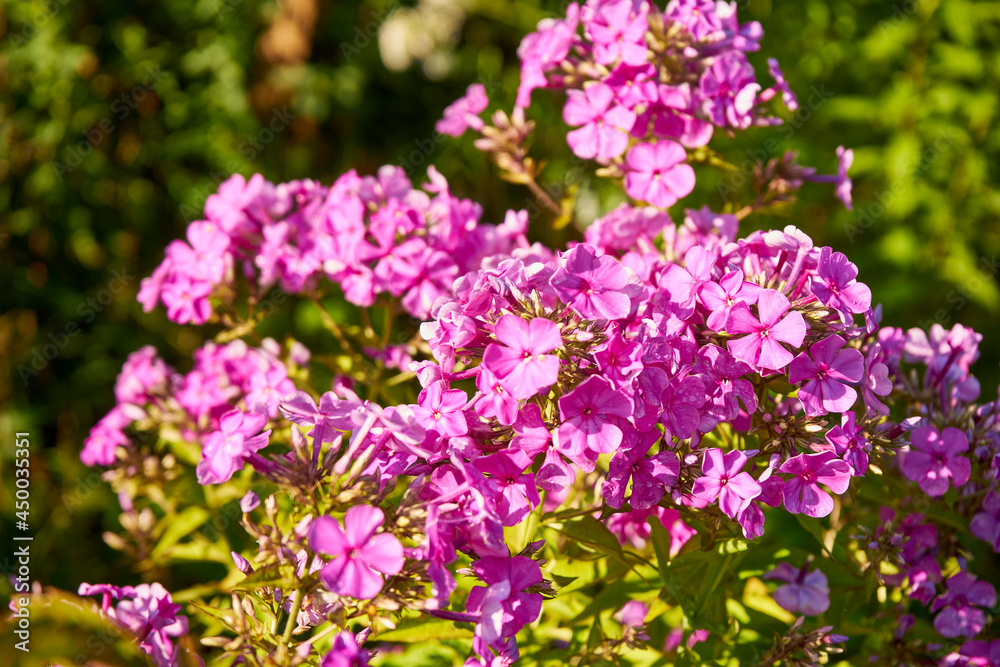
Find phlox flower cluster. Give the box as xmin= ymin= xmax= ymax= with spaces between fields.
xmin=73 ymin=0 xmax=1000 ymax=666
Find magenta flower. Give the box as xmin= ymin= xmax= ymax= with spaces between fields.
xmin=931 ymin=572 xmax=997 ymax=639
xmin=80 ymin=582 xmax=190 ymax=667
xmin=788 ymin=334 xmax=864 ymax=416
xmin=624 ymin=141 xmax=696 ymax=208
xmin=778 ymin=452 xmax=852 ymax=518
xmin=659 ymin=374 xmax=707 ymax=440
xmin=465 ymin=556 xmax=544 ymax=647
xmin=691 ymin=448 xmax=761 ymax=518
xmin=824 ymin=412 xmax=871 ymax=476
xmin=551 ymin=244 xmax=635 ymax=320
xmin=661 ymin=245 xmax=713 ymax=310
xmin=698 ymin=269 xmax=762 ymax=331
xmin=196 ymin=407 xmax=271 ymax=485
xmin=309 ymin=506 xmax=405 ymax=600
xmin=161 ymin=275 xmax=213 ymax=325
xmin=413 ymin=381 xmax=469 ymax=438
xmin=280 ymin=390 xmax=356 ymax=444
xmin=563 ymin=82 xmax=636 ymax=160
xmin=765 ymin=562 xmax=830 ymax=616
xmin=436 ymin=83 xmax=489 ymax=137
xmin=902 ymin=425 xmax=971 ymax=497
xmin=971 ymin=490 xmax=1000 ymax=552
xmin=482 ymin=314 xmax=562 ymax=400
xmin=951 ymin=639 xmax=1000 ymax=666
xmin=473 ymin=366 xmax=520 ymax=425
xmin=587 ymin=0 xmax=649 ymax=66
xmin=809 ymin=247 xmax=871 ymax=321
xmin=473 ymin=450 xmax=541 ymax=526
xmin=321 ymin=630 xmax=371 ymax=667
xmin=555 ymin=375 xmax=634 ymax=472
xmin=726 ymin=289 xmax=806 ymax=371
xmin=603 ymin=434 xmax=679 ymax=509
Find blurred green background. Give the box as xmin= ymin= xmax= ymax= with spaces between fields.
xmin=1 ymin=0 xmax=999 ymax=603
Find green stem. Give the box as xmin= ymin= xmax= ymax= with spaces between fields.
xmin=281 ymin=587 xmax=305 ymax=646
xmin=310 ymin=295 xmax=356 ymax=357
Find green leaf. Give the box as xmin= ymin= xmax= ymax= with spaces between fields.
xmin=151 ymin=506 xmax=211 ymax=558
xmin=647 ymin=515 xmax=673 ymax=574
xmin=555 ymin=515 xmax=624 ymax=559
xmin=232 ymin=563 xmax=296 ymax=592
xmin=377 ymin=619 xmax=475 ymax=642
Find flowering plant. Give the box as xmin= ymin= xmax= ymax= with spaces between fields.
xmin=38 ymin=1 xmax=999 ymax=666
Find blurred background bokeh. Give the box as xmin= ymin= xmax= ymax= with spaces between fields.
xmin=1 ymin=0 xmax=998 ymax=598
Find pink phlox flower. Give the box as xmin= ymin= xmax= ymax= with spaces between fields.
xmin=603 ymin=430 xmax=679 ymax=509
xmin=699 ymin=268 xmax=761 ymax=331
xmin=555 ymin=375 xmax=634 ymax=472
xmin=321 ymin=630 xmax=371 ymax=667
xmin=483 ymin=314 xmax=562 ymax=400
xmin=691 ymin=448 xmax=761 ymax=518
xmin=778 ymin=451 xmax=851 ymax=518
xmin=809 ymin=247 xmax=871 ymax=321
xmin=473 ymin=449 xmax=541 ymax=526
xmin=437 ymin=83 xmax=489 ymax=136
xmin=473 ymin=366 xmax=520 ymax=425
xmin=931 ymin=572 xmax=997 ymax=639
xmin=902 ymin=425 xmax=971 ymax=497
xmin=971 ymin=490 xmax=1000 ymax=552
xmin=563 ymin=82 xmax=637 ymax=160
xmin=551 ymin=244 xmax=639 ymax=320
xmin=280 ymin=390 xmax=357 ymax=444
xmin=765 ymin=562 xmax=830 ymax=615
xmin=516 ymin=3 xmax=580 ymax=108
xmin=161 ymin=274 xmax=214 ymax=325
xmin=659 ymin=373 xmax=707 ymax=440
xmin=309 ymin=505 xmax=405 ymax=600
xmin=788 ymin=334 xmax=864 ymax=416
xmin=698 ymin=52 xmax=760 ymax=129
xmin=624 ymin=140 xmax=695 ymax=209
xmin=761 ymin=58 xmax=798 ymax=110
xmin=661 ymin=245 xmax=714 ymax=310
xmin=414 ymin=381 xmax=470 ymax=438
xmin=196 ymin=407 xmax=271 ymax=485
xmin=465 ymin=556 xmax=544 ymax=647
xmin=861 ymin=342 xmax=892 ymax=417
xmin=725 ymin=289 xmax=806 ymax=370
xmin=586 ymin=0 xmax=649 ymax=66
xmin=694 ymin=344 xmax=758 ymax=421
xmin=593 ymin=333 xmax=644 ymax=384
xmin=824 ymin=412 xmax=871 ymax=476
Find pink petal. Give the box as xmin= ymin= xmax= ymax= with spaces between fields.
xmin=308 ymin=516 xmax=350 ymax=556
xmin=359 ymin=533 xmax=405 ymax=575
xmin=343 ymin=505 xmax=385 ymax=544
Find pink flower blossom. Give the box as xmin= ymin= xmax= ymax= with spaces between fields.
xmin=436 ymin=84 xmax=489 ymax=137
xmin=932 ymin=572 xmax=997 ymax=639
xmin=309 ymin=506 xmax=405 ymax=600
xmin=691 ymin=448 xmax=761 ymax=518
xmin=902 ymin=425 xmax=971 ymax=497
xmin=725 ymin=289 xmax=806 ymax=370
xmin=555 ymin=375 xmax=634 ymax=471
xmin=778 ymin=452 xmax=851 ymax=518
xmin=482 ymin=315 xmax=562 ymax=399
xmin=624 ymin=141 xmax=696 ymax=208
xmin=563 ymin=82 xmax=636 ymax=160
xmin=788 ymin=334 xmax=864 ymax=416
xmin=765 ymin=562 xmax=830 ymax=615
xmin=196 ymin=407 xmax=271 ymax=485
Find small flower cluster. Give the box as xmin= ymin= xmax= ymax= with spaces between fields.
xmin=138 ymin=167 xmax=530 ymax=325
xmin=78 ymin=582 xmax=192 ymax=667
